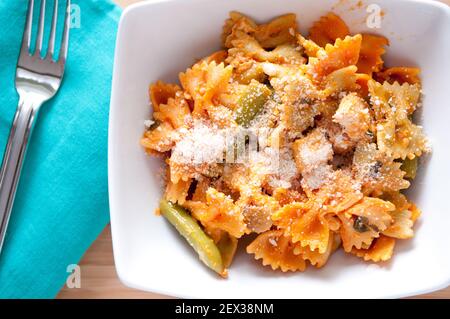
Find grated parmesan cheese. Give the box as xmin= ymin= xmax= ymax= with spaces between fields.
xmin=144 ymin=119 xmax=155 ymax=128
xmin=171 ymin=121 xmax=226 ymax=164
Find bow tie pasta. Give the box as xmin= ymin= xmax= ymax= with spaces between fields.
xmin=141 ymin=11 xmax=430 ymax=276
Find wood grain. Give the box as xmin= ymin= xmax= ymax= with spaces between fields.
xmin=58 ymin=0 xmax=450 ymax=299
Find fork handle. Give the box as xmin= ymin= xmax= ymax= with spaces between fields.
xmin=0 ymin=97 xmax=39 ymax=253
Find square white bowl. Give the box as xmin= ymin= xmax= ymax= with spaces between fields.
xmin=108 ymin=0 xmax=450 ymax=298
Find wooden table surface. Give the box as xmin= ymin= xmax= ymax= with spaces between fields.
xmin=58 ymin=0 xmax=450 ymax=299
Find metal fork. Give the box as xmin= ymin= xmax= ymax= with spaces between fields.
xmin=0 ymin=0 xmax=70 ymax=253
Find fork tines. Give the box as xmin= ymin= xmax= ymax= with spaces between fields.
xmin=20 ymin=0 xmax=71 ymax=65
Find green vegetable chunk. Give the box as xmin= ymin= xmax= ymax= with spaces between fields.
xmin=159 ymin=200 xmax=225 ymax=276
xmin=353 ymin=216 xmax=370 ymax=233
xmin=234 ymin=81 xmax=272 ymax=127
xmin=216 ymin=233 xmax=238 ymax=269
xmin=401 ymin=157 xmax=418 ymax=179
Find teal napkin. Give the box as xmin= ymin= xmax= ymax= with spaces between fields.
xmin=0 ymin=0 xmax=121 ymax=298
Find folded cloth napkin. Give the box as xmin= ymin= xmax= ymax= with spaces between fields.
xmin=0 ymin=0 xmax=120 ymax=298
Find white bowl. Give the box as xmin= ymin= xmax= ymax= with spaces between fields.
xmin=109 ymin=0 xmax=450 ymax=298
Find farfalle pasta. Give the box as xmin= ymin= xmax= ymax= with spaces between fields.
xmin=141 ymin=11 xmax=429 ymax=276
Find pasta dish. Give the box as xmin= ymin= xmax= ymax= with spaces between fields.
xmin=141 ymin=12 xmax=429 ymax=277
